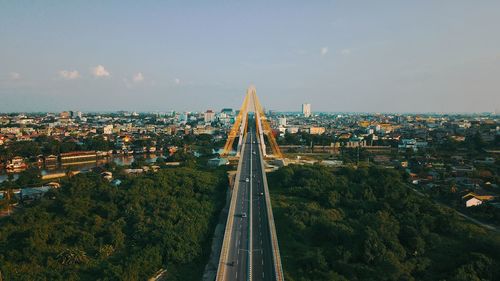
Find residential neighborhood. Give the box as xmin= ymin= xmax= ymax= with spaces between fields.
xmin=1 ymin=110 xmax=498 ymax=222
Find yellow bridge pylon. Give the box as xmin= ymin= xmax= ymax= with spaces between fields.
xmin=252 ymin=89 xmax=283 ymax=158
xmin=221 ymin=93 xmax=249 ymax=156
xmin=221 ymin=86 xmax=283 ymax=158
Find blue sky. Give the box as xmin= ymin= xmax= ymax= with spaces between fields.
xmin=1 ymin=1 xmax=499 ymax=113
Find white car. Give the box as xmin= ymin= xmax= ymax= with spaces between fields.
xmin=241 ymin=213 xmax=247 ymax=218
xmin=245 ymin=177 xmax=249 ymax=182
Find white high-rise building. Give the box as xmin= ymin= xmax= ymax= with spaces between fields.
xmin=302 ymin=103 xmax=311 ymax=117
xmin=278 ymin=117 xmax=287 ymax=127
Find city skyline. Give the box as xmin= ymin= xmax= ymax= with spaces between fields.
xmin=1 ymin=2 xmax=499 ymax=280
xmin=1 ymin=1 xmax=500 ymax=113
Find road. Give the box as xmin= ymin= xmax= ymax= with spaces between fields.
xmin=224 ymin=115 xmax=275 ymax=281
xmin=407 ymin=185 xmax=499 ymax=233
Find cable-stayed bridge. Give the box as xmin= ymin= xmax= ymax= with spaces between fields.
xmin=216 ymin=86 xmax=284 ymax=281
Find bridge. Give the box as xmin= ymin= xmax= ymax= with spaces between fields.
xmin=216 ymin=86 xmax=285 ymax=281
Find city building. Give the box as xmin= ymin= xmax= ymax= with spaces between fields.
xmin=71 ymin=111 xmax=82 ymax=119
xmin=306 ymin=126 xmax=325 ymax=135
xmin=278 ymin=117 xmax=287 ymax=127
xmin=178 ymin=112 xmax=188 ymax=122
xmin=60 ymin=111 xmax=70 ymax=118
xmin=221 ymin=108 xmax=234 ymax=115
xmin=103 ymin=124 xmax=113 ymax=135
xmin=302 ymin=103 xmax=311 ymax=117
xmin=204 ymin=110 xmax=215 ymax=123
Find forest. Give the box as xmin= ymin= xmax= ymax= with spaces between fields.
xmin=268 ymin=165 xmax=500 ymax=281
xmin=0 ymin=167 xmax=227 ymax=281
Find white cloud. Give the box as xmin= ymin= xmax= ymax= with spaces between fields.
xmin=59 ymin=70 xmax=80 ymax=80
xmin=91 ymin=65 xmax=110 ymax=77
xmin=132 ymin=72 xmax=144 ymax=83
xmin=9 ymin=72 xmax=20 ymax=80
xmin=174 ymin=78 xmax=180 ymax=85
xmin=340 ymin=48 xmax=351 ymax=56
xmin=320 ymin=47 xmax=328 ymax=56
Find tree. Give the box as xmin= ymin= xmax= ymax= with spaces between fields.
xmin=268 ymin=165 xmax=500 ymax=280
xmin=131 ymin=156 xmax=147 ymax=168
xmin=0 ymin=167 xmax=227 ymax=280
xmin=16 ymin=167 xmax=41 ymax=186
xmin=57 ymin=248 xmax=89 ymax=265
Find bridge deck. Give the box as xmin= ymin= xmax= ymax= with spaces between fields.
xmin=216 ymin=116 xmax=284 ymax=281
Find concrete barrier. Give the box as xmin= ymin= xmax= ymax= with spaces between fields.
xmin=215 ymin=136 xmax=247 ymax=281
xmin=259 ymin=155 xmax=285 ymax=281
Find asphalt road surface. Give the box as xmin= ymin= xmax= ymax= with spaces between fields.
xmin=224 ymin=116 xmax=275 ymax=281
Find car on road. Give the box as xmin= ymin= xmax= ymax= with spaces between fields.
xmin=241 ymin=212 xmax=247 ymax=218
xmin=245 ymin=177 xmax=249 ymax=182
xmin=259 ymin=192 xmax=264 ymax=196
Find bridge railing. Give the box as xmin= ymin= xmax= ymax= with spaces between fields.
xmin=259 ymin=150 xmax=285 ymax=281
xmin=215 ymin=137 xmax=247 ymax=281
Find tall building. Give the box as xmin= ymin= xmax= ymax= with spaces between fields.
xmin=71 ymin=111 xmax=82 ymax=119
xmin=278 ymin=116 xmax=287 ymax=127
xmin=204 ymin=109 xmax=215 ymax=123
xmin=302 ymin=103 xmax=311 ymax=117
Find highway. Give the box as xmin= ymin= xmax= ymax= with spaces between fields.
xmin=224 ymin=115 xmax=275 ymax=281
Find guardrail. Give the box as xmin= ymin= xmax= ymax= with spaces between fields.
xmin=259 ymin=152 xmax=285 ymax=280
xmin=215 ymin=136 xmax=247 ymax=281
xmin=248 ymin=136 xmax=253 ymax=281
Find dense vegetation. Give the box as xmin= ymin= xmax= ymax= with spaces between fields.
xmin=0 ymin=167 xmax=227 ymax=281
xmin=269 ymin=165 xmax=500 ymax=281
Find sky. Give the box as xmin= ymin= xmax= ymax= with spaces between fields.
xmin=1 ymin=0 xmax=499 ymax=113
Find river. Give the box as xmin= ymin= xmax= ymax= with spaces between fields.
xmin=0 ymin=154 xmax=164 ymax=183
